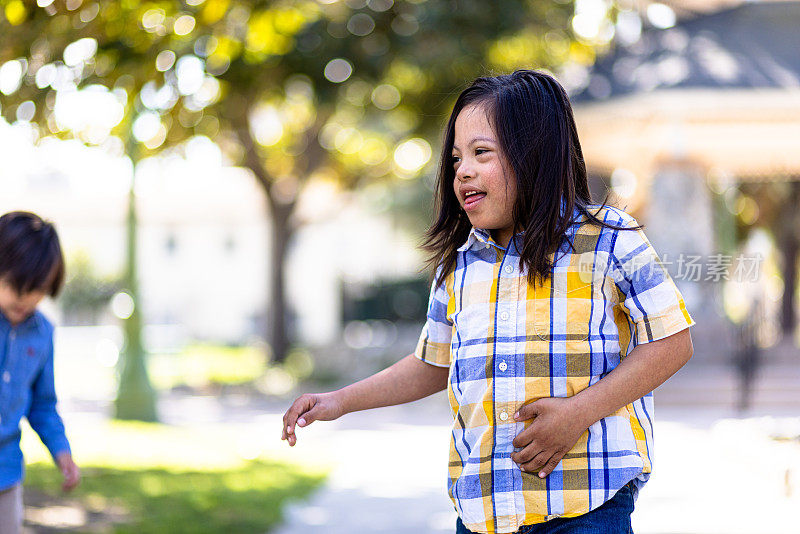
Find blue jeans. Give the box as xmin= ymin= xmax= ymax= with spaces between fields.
xmin=456 ymin=481 xmax=636 ymax=534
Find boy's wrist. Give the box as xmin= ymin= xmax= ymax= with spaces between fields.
xmin=331 ymin=388 xmax=352 ymax=417
xmin=567 ymin=393 xmax=604 ymax=430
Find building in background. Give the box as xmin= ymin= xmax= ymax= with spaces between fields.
xmin=571 ymin=0 xmax=800 ymax=363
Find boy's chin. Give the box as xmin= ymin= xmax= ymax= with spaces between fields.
xmin=2 ymin=308 xmax=31 ymax=324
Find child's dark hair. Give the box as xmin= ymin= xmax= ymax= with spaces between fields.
xmin=0 ymin=211 xmax=65 ymax=297
xmin=423 ymin=69 xmax=639 ymax=286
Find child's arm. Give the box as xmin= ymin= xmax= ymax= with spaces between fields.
xmin=28 ymin=336 xmax=81 ymax=491
xmin=55 ymin=451 xmax=81 ymax=491
xmin=281 ymin=353 xmax=449 ymax=446
xmin=510 ymin=327 xmax=693 ymax=478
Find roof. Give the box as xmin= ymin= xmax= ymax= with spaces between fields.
xmin=570 ymin=1 xmax=800 ymax=103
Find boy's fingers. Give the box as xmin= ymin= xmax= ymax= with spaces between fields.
xmin=284 ymin=396 xmax=316 ymax=435
xmin=512 ymin=424 xmax=537 ymax=449
xmin=520 ymin=451 xmax=549 ymax=473
xmin=511 ymin=441 xmax=540 ymax=464
xmin=514 ymin=401 xmax=540 ymax=422
xmin=281 ymin=395 xmax=321 ymax=448
xmin=538 ymin=455 xmax=562 ymax=478
xmin=297 ymin=404 xmax=324 ymax=427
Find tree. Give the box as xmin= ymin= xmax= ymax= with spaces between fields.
xmin=1 ymin=0 xmax=591 ymax=418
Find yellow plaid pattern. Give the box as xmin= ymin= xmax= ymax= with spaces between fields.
xmin=415 ymin=206 xmax=694 ymax=533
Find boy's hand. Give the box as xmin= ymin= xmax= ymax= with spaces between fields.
xmin=55 ymin=452 xmax=81 ymax=492
xmin=281 ymin=391 xmax=344 ymax=447
xmin=510 ymin=397 xmax=588 ymax=479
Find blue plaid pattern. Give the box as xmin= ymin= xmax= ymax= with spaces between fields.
xmin=415 ymin=206 xmax=694 ymax=533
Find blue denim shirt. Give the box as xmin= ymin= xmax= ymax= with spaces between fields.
xmin=0 ymin=309 xmax=71 ymax=491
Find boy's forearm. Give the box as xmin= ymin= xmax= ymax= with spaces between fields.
xmin=336 ymin=354 xmax=449 ymax=415
xmin=569 ymin=328 xmax=693 ymax=428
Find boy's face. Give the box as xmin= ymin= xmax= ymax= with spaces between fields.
xmin=0 ymin=278 xmax=47 ymax=326
xmin=451 ymin=103 xmax=517 ymax=248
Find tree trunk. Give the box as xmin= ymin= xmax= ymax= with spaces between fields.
xmin=267 ymin=199 xmax=294 ymax=363
xmin=114 ymin=161 xmax=158 ymax=422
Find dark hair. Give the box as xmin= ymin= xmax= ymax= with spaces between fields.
xmin=423 ymin=69 xmax=639 ymax=286
xmin=0 ymin=211 xmax=65 ymax=297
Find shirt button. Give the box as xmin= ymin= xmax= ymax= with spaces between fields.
xmin=499 ymin=411 xmax=509 ymax=421
xmin=504 ymin=265 xmax=514 ymax=274
xmin=500 ymin=311 xmax=509 ymax=321
xmin=498 ymin=361 xmax=507 ymax=372
xmin=2 ymin=371 xmax=9 ymax=383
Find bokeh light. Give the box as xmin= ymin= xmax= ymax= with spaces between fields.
xmin=393 ymin=138 xmax=431 ymax=174
xmin=15 ymin=100 xmax=35 ymax=122
xmin=647 ymin=2 xmax=677 ymax=29
xmin=251 ymin=105 xmax=284 ymax=146
xmin=371 ymin=84 xmax=401 ymax=110
xmin=176 ymin=55 xmax=206 ymax=95
xmin=132 ymin=111 xmax=162 ymax=143
xmin=63 ymin=38 xmax=97 ymax=67
xmin=367 ymin=0 xmax=394 ymax=12
xmin=324 ymin=58 xmax=353 ymax=83
xmin=111 ymin=292 xmax=135 ymax=320
xmin=173 ymin=15 xmax=197 ymax=36
xmin=155 ymin=50 xmax=177 ymax=72
xmin=0 ymin=59 xmax=25 ymax=95
xmin=347 ymin=13 xmax=375 ymax=36
xmin=54 ymin=84 xmax=125 ymax=141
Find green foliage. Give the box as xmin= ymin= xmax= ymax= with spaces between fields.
xmin=0 ymin=0 xmax=582 ymax=186
xmin=149 ymin=344 xmax=267 ymax=390
xmin=25 ymin=460 xmax=323 ymax=533
xmin=22 ymin=420 xmax=327 ymax=533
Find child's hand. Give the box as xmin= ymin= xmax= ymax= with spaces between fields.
xmin=281 ymin=391 xmax=344 ymax=447
xmin=55 ymin=452 xmax=81 ymax=492
xmin=510 ymin=397 xmax=588 ymax=479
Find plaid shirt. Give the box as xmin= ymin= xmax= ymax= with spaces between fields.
xmin=415 ymin=205 xmax=694 ymax=534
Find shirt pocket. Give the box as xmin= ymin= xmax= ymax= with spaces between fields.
xmin=532 ymin=275 xmax=592 ymax=342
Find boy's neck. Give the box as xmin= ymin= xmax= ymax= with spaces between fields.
xmin=0 ymin=307 xmax=33 ymax=328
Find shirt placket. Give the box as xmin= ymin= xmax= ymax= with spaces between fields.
xmin=0 ymin=327 xmax=15 ymax=426
xmin=493 ymin=249 xmax=519 ymax=531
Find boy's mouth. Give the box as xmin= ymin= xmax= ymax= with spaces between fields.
xmin=463 ymin=190 xmax=486 ymax=209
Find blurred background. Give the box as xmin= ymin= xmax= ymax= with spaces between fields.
xmin=1 ymin=0 xmax=799 ymax=532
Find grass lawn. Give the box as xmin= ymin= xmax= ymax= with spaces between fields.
xmin=22 ymin=421 xmax=327 ymax=533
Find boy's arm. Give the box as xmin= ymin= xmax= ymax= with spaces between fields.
xmin=27 ymin=337 xmax=81 ymax=491
xmin=281 ymin=354 xmax=449 ymax=446
xmin=27 ymin=340 xmax=71 ymax=458
xmin=510 ymin=328 xmax=693 ymax=478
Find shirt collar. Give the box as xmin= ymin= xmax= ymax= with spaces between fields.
xmin=458 ymin=202 xmax=587 ymax=253
xmin=457 ymin=227 xmax=514 ymax=253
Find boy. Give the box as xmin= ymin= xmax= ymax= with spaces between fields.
xmin=0 ymin=211 xmax=80 ymax=534
xmin=282 ymin=71 xmax=695 ymax=533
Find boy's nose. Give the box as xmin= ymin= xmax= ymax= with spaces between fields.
xmin=455 ymin=162 xmax=473 ymax=182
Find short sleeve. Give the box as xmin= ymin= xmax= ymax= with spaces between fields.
xmin=611 ymin=215 xmax=695 ymax=346
xmin=414 ymin=267 xmax=453 ymax=368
